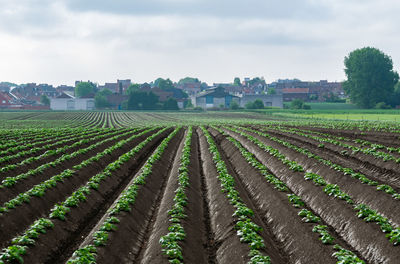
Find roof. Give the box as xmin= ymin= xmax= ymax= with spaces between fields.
xmin=282 ymin=88 xmax=309 ymax=94
xmin=80 ymin=93 xmax=95 ymax=99
xmin=196 ymin=87 xmax=239 ymax=98
xmin=56 ymin=93 xmax=75 ymax=99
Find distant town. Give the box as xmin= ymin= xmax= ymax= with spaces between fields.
xmin=0 ymin=77 xmax=344 ymax=111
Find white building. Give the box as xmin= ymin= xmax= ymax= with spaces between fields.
xmin=50 ymin=93 xmax=95 ymax=110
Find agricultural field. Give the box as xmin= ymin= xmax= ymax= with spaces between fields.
xmin=1 ymin=111 xmax=400 ymax=263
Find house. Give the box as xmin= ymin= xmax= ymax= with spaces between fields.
xmin=50 ymin=93 xmax=95 ymax=110
xmin=176 ymin=82 xmax=201 ymax=96
xmin=282 ymin=88 xmax=310 ymax=102
xmin=98 ymin=79 xmax=132 ymax=94
xmin=0 ymin=92 xmax=13 ymax=108
xmin=99 ymin=83 xmax=119 ymax=93
xmin=240 ymin=94 xmax=283 ymax=108
xmin=193 ymin=87 xmax=239 ymax=109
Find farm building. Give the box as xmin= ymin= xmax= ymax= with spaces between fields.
xmin=50 ymin=93 xmax=95 ymax=110
xmin=240 ymin=94 xmax=283 ymax=108
xmin=193 ymin=87 xmax=240 ymax=109
xmin=282 ymin=88 xmax=310 ymax=102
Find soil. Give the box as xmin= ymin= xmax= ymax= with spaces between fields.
xmin=2 ymin=123 xmax=400 ymax=264
xmin=224 ymin=127 xmax=400 ymax=264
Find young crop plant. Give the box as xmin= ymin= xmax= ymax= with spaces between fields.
xmin=0 ymin=128 xmax=157 ymax=215
xmin=68 ymin=127 xmax=180 ymax=263
xmin=332 ymin=245 xmax=365 ymax=264
xmin=160 ymin=126 xmax=192 ymax=263
xmin=312 ymin=225 xmax=334 ymax=244
xmin=0 ymin=128 xmax=137 ymax=188
xmin=212 ymin=126 xmax=360 ymax=258
xmin=240 ymin=126 xmax=400 ymax=204
xmin=201 ymin=126 xmax=271 ymax=264
xmin=287 ymin=194 xmax=305 ymax=208
xmin=298 ymin=209 xmax=320 ymax=223
xmin=0 ymin=245 xmax=27 ymax=263
xmin=0 ymin=127 xmax=168 ymax=262
xmin=227 ymin=125 xmax=400 ymax=250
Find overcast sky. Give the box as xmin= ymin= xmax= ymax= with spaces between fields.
xmin=1 ymin=0 xmax=399 ymax=86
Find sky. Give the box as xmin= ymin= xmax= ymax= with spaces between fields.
xmin=0 ymin=0 xmax=400 ymax=86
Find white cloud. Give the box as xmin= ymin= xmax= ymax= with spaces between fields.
xmin=0 ymin=0 xmax=399 ymax=85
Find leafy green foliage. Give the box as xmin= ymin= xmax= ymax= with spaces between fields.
xmin=343 ymin=47 xmax=399 ymax=108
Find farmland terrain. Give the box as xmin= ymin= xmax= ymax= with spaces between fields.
xmin=0 ymin=111 xmax=400 ymax=263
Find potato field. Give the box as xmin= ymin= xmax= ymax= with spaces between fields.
xmin=1 ymin=112 xmax=400 ymax=263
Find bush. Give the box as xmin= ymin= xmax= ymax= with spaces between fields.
xmin=163 ymin=98 xmax=179 ymax=110
xmin=290 ymin=99 xmax=311 ymax=109
xmin=375 ymin=102 xmax=391 ymax=109
xmin=193 ymin=106 xmax=204 ymax=111
xmin=230 ymin=101 xmax=240 ymax=110
xmin=245 ymin=99 xmax=264 ymax=109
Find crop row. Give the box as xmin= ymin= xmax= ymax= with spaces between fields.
xmin=212 ymin=126 xmax=364 ymax=263
xmin=201 ymin=126 xmax=271 ymax=264
xmin=67 ymin=127 xmax=180 ymax=263
xmin=0 ymin=128 xmax=153 ymax=214
xmin=159 ymin=126 xmax=192 ymax=262
xmin=0 ymin=127 xmax=169 ymax=263
xmin=226 ymin=126 xmax=400 ymax=257
xmin=0 ymin=127 xmax=124 ymax=173
xmin=245 ymin=126 xmax=400 ymax=202
xmin=261 ymin=125 xmax=400 ymax=163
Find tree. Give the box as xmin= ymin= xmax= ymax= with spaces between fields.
xmin=163 ymin=98 xmax=179 ymax=110
xmin=343 ymin=47 xmax=399 ymax=108
xmin=234 ymin=77 xmax=241 ymax=86
xmin=158 ymin=78 xmax=175 ymax=90
xmin=126 ymin=83 xmax=140 ymax=95
xmin=268 ymin=88 xmax=276 ymax=95
xmin=127 ymin=91 xmax=159 ymax=110
xmin=75 ymin=82 xmax=95 ymax=98
xmin=95 ymin=89 xmax=112 ymax=109
xmin=95 ymin=95 xmax=109 ymax=109
xmin=178 ymin=77 xmax=200 ymax=85
xmin=387 ymin=82 xmax=400 ymax=107
xmin=40 ymin=95 xmax=50 ymax=106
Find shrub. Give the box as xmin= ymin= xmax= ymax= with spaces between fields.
xmin=375 ymin=102 xmax=391 ymax=109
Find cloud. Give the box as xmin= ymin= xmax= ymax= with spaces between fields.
xmin=0 ymin=0 xmax=399 ymax=86
xmin=64 ymin=0 xmax=332 ymax=20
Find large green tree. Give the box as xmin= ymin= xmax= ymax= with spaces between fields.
xmin=343 ymin=47 xmax=399 ymax=108
xmin=178 ymin=77 xmax=200 ymax=85
xmin=75 ymin=82 xmax=95 ymax=98
xmin=95 ymin=89 xmax=112 ymax=109
xmin=233 ymin=77 xmax=241 ymax=86
xmin=127 ymin=91 xmax=159 ymax=110
xmin=157 ymin=78 xmax=175 ymax=90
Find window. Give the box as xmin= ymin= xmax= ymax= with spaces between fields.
xmin=206 ymin=96 xmax=213 ymax=104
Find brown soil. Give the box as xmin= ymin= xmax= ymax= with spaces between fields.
xmin=16 ymin=128 xmax=173 ymax=264
xmin=64 ymin=128 xmax=184 ymax=264
xmin=0 ymin=129 xmax=145 ymax=205
xmin=290 ymin=125 xmax=400 ymax=148
xmin=0 ymin=129 xmax=165 ymax=249
xmin=209 ymin=127 xmax=339 ymax=263
xmin=224 ymin=127 xmax=400 ymax=264
xmin=140 ymin=129 xmax=211 ymax=264
xmin=258 ymin=126 xmax=400 ymax=188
